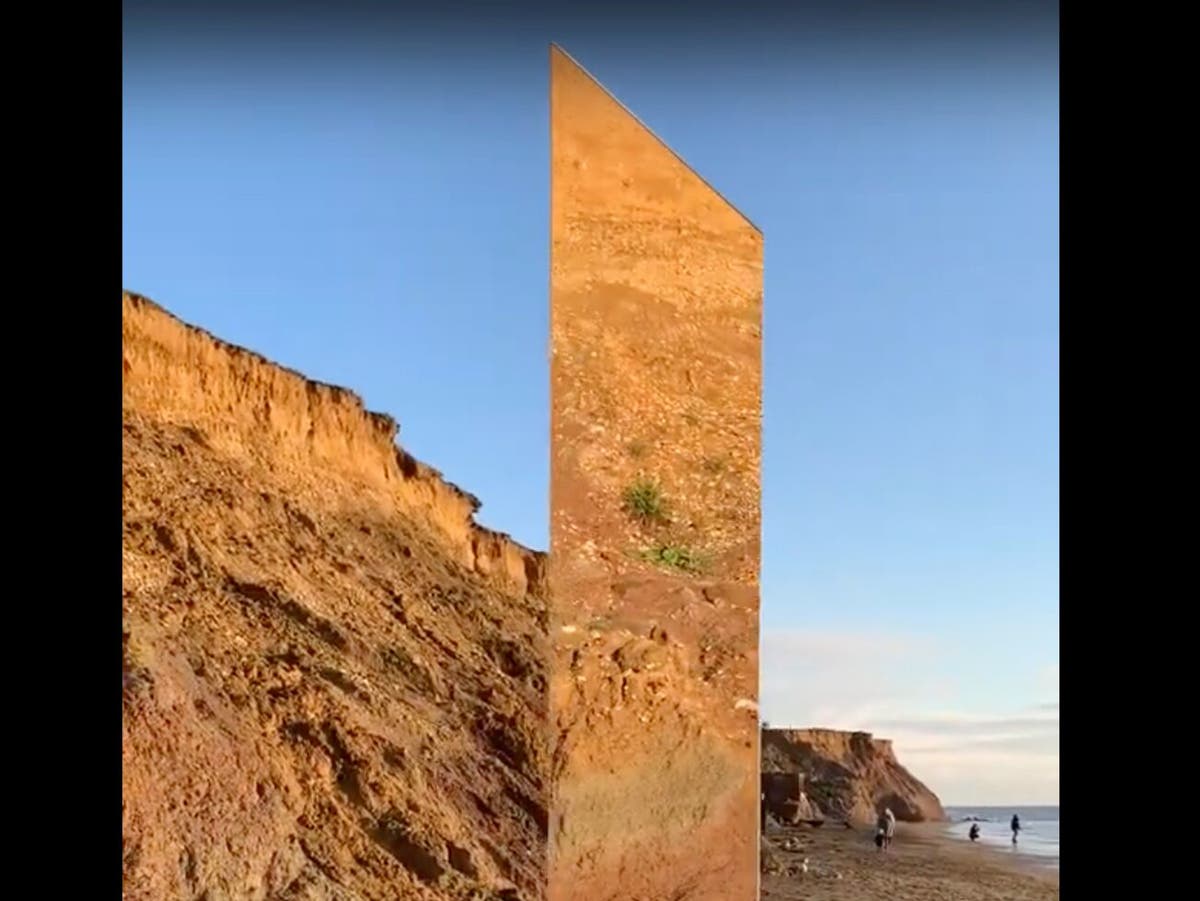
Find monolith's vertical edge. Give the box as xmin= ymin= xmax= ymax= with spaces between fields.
xmin=549 ymin=45 xmax=763 ymax=901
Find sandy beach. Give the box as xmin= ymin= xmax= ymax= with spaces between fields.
xmin=761 ymin=822 xmax=1059 ymax=901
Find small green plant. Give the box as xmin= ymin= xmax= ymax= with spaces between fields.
xmin=623 ymin=478 xmax=667 ymax=524
xmin=640 ymin=544 xmax=706 ymax=574
xmin=702 ymin=455 xmax=727 ymax=474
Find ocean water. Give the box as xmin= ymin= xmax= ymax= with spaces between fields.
xmin=943 ymin=806 xmax=1059 ymax=869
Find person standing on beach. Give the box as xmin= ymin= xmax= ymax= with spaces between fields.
xmin=1011 ymin=813 xmax=1021 ymax=844
xmin=875 ymin=807 xmax=897 ymax=852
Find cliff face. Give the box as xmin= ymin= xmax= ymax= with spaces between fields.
xmin=122 ymin=292 xmax=543 ymax=596
xmin=761 ymin=728 xmax=945 ymax=826
xmin=761 ymin=772 xmax=823 ymax=825
xmin=122 ymin=292 xmax=548 ymax=901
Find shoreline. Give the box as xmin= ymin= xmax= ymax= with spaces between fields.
xmin=761 ymin=820 xmax=1058 ymax=900
xmin=909 ymin=822 xmax=1059 ymax=878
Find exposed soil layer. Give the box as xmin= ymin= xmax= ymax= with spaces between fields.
xmin=123 ymin=293 xmax=548 ymax=901
xmin=549 ymin=46 xmax=763 ymax=901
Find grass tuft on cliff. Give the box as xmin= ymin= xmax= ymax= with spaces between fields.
xmin=640 ymin=544 xmax=706 ymax=574
xmin=623 ymin=478 xmax=668 ymax=524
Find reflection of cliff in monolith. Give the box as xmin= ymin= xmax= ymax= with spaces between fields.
xmin=548 ymin=45 xmax=763 ymax=901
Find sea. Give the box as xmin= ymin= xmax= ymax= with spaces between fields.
xmin=942 ymin=806 xmax=1059 ymax=869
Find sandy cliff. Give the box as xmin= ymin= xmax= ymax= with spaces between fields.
xmin=122 ymin=292 xmax=548 ymax=901
xmin=762 ymin=729 xmax=945 ymax=826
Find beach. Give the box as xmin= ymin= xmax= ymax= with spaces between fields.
xmin=760 ymin=822 xmax=1059 ymax=901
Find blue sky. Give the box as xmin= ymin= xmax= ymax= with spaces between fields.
xmin=124 ymin=4 xmax=1058 ymax=805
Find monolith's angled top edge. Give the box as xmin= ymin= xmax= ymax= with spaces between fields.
xmin=549 ymin=43 xmax=762 ymax=235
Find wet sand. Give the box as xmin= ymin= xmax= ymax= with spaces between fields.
xmin=761 ymin=822 xmax=1059 ymax=901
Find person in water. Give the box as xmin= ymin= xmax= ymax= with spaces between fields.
xmin=1011 ymin=814 xmax=1021 ymax=844
xmin=968 ymin=823 xmax=980 ymax=842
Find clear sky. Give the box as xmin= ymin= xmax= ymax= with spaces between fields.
xmin=123 ymin=1 xmax=1059 ymax=806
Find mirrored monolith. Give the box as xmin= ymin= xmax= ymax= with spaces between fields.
xmin=549 ymin=44 xmax=763 ymax=901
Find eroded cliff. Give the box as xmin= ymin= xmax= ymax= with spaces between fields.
xmin=122 ymin=292 xmax=548 ymax=901
xmin=761 ymin=728 xmax=945 ymax=826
